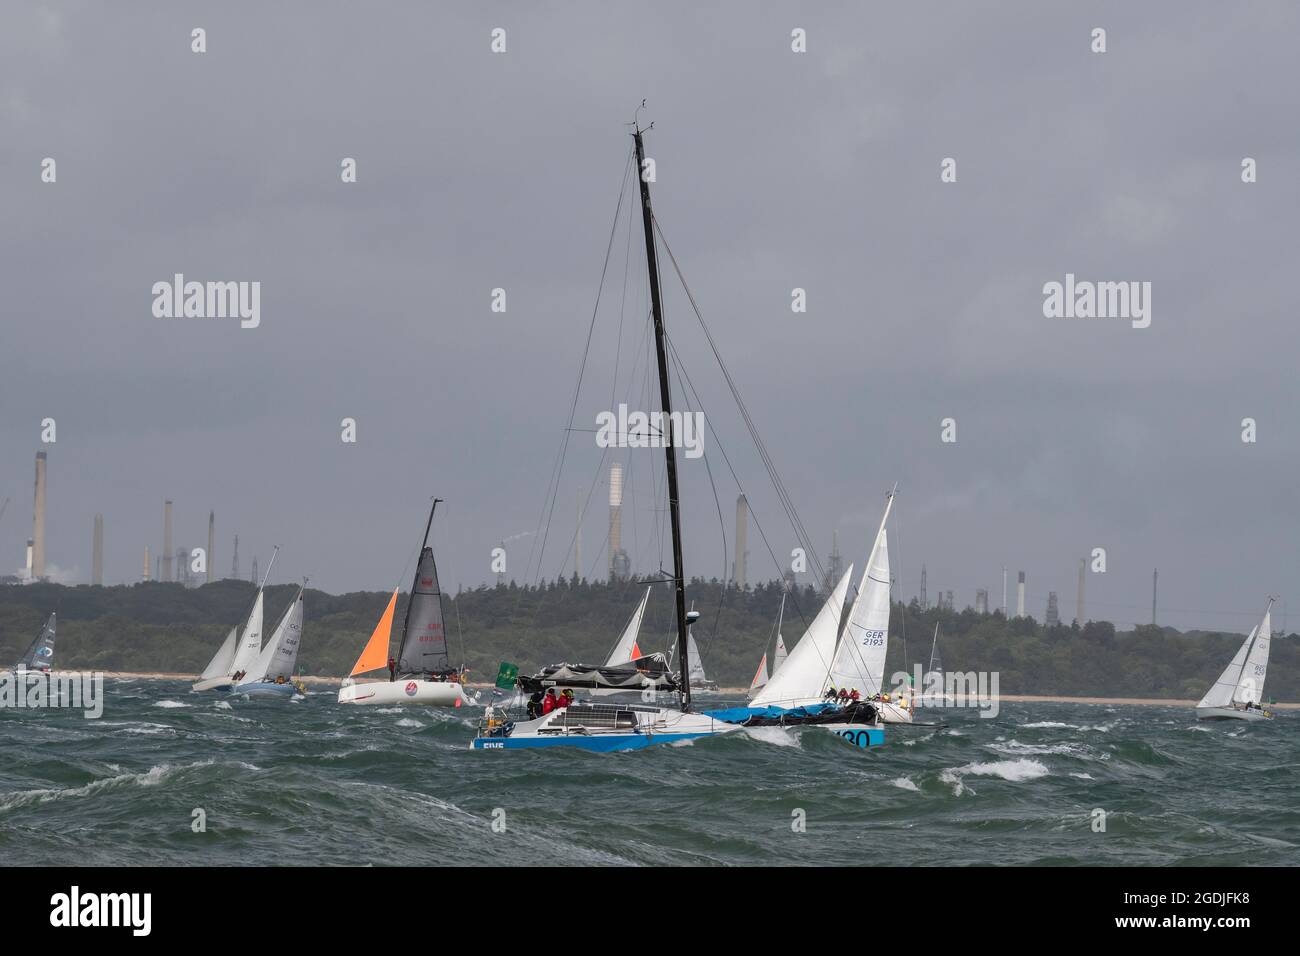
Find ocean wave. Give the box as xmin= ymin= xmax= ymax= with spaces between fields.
xmin=152 ymin=700 xmax=190 ymax=709
xmin=890 ymin=776 xmax=920 ymax=792
xmin=940 ymin=758 xmax=1050 ymax=795
xmin=396 ymin=718 xmax=424 ymax=728
xmin=742 ymin=726 xmax=801 ymax=749
xmin=0 ymin=761 xmax=209 ymax=813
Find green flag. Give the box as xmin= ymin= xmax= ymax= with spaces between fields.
xmin=495 ymin=661 xmax=519 ymax=690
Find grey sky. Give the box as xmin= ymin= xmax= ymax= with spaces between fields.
xmin=2 ymin=2 xmax=1298 ymax=634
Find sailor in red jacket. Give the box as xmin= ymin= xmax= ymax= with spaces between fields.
xmin=541 ymin=689 xmax=559 ymax=714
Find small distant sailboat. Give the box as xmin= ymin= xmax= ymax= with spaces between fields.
xmin=747 ymin=594 xmax=787 ymax=699
xmin=669 ymin=609 xmax=719 ymax=693
xmin=1195 ymin=599 xmax=1276 ymax=722
xmin=192 ymin=547 xmax=276 ymax=693
xmin=234 ymin=584 xmax=306 ymax=698
xmin=339 ymin=499 xmax=469 ymax=707
xmin=605 ymin=587 xmax=650 ymax=666
xmin=916 ymin=623 xmax=954 ymax=707
xmin=11 ymin=613 xmax=56 ymax=674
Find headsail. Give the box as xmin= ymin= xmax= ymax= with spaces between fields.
xmin=605 ymin=587 xmax=651 ymax=666
xmin=748 ymin=653 xmax=769 ymax=696
xmin=16 ymin=613 xmax=56 ymax=672
xmin=349 ymin=589 xmax=398 ymax=677
xmin=1197 ymin=627 xmax=1254 ymax=709
xmin=750 ymin=565 xmax=854 ymax=708
xmin=198 ymin=627 xmax=239 ymax=682
xmin=244 ymin=588 xmax=305 ymax=682
xmin=398 ymin=547 xmax=449 ymax=674
xmin=686 ymin=630 xmax=709 ymax=685
xmin=829 ymin=528 xmax=891 ymax=697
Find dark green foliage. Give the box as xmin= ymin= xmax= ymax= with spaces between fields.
xmin=0 ymin=579 xmax=1294 ymax=700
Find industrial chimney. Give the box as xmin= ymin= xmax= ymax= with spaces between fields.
xmin=92 ymin=514 xmax=104 ymax=585
xmin=143 ymin=545 xmax=151 ymax=581
xmin=608 ymin=464 xmax=629 ymax=581
xmin=733 ymin=494 xmax=748 ymax=589
xmin=162 ymin=500 xmax=173 ymax=582
xmin=25 ymin=538 xmax=34 ymax=582
xmin=1016 ymin=571 xmax=1025 ymax=618
xmin=32 ymin=451 xmax=47 ymax=580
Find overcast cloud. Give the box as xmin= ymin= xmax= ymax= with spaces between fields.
xmin=2 ymin=2 xmax=1298 ymax=633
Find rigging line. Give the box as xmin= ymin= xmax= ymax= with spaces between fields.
xmin=666 ymin=340 xmax=730 ymax=660
xmin=512 ymin=143 xmax=635 ymax=638
xmin=662 ymin=328 xmax=818 ymax=636
xmin=652 ymin=217 xmax=827 ymax=592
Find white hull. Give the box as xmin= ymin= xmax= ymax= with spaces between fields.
xmin=878 ymin=701 xmax=914 ymax=723
xmin=338 ymin=677 xmax=468 ymax=707
xmin=473 ymin=701 xmax=739 ymax=751
xmin=1196 ymin=704 xmax=1272 ymax=722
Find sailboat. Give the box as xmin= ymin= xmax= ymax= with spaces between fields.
xmin=473 ymin=122 xmax=743 ymax=751
xmin=605 ymin=587 xmax=651 ymax=665
xmin=1195 ymin=600 xmax=1276 ymax=721
xmin=192 ymin=548 xmax=276 ymax=693
xmin=339 ymin=499 xmax=470 ymax=707
xmin=916 ymin=623 xmax=954 ymax=707
xmin=234 ymin=584 xmax=306 ymax=698
xmin=11 ymin=613 xmax=56 ymax=674
xmin=747 ymin=593 xmax=789 ymax=700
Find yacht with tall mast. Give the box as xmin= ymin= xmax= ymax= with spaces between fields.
xmin=1195 ymin=599 xmax=1276 ymax=721
xmin=473 ymin=120 xmax=742 ymax=751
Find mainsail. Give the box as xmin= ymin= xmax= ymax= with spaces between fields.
xmin=605 ymin=587 xmax=650 ymax=666
xmin=229 ymin=590 xmax=265 ymax=676
xmin=1240 ymin=608 xmax=1271 ymax=703
xmin=198 ymin=627 xmax=239 ymax=683
xmin=829 ymin=529 xmax=891 ymax=697
xmin=750 ymin=565 xmax=854 ymax=708
xmin=244 ymin=588 xmax=304 ymax=682
xmin=397 ymin=547 xmax=450 ymax=674
xmin=16 ymin=613 xmax=56 ymax=671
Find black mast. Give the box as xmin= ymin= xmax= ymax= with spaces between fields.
xmin=633 ymin=123 xmax=692 ymax=713
xmin=399 ymin=497 xmax=441 ymax=674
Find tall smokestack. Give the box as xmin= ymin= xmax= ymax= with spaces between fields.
xmin=608 ymin=464 xmax=626 ymax=581
xmin=143 ymin=545 xmax=151 ymax=581
xmin=32 ymin=452 xmax=46 ymax=580
xmin=733 ymin=494 xmax=748 ymax=589
xmin=92 ymin=514 xmax=104 ymax=585
xmin=1076 ymin=557 xmax=1086 ymax=626
xmin=162 ymin=500 xmax=173 ymax=582
xmin=1016 ymin=571 xmax=1025 ymax=618
xmin=1152 ymin=568 xmax=1158 ymax=626
xmin=207 ymin=510 xmax=215 ymax=584
xmin=920 ymin=563 xmax=927 ymax=609
xmin=25 ymin=538 xmax=34 ymax=581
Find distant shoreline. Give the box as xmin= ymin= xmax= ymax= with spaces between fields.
xmin=76 ymin=673 xmax=1297 ymax=708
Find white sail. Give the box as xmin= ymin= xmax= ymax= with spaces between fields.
xmin=1237 ymin=608 xmax=1271 ymax=704
xmin=229 ymin=591 xmax=265 ymax=676
xmin=198 ymin=627 xmax=239 ymax=682
xmin=773 ymin=632 xmax=787 ymax=673
xmin=751 ymin=564 xmax=854 ymax=708
xmin=605 ymin=587 xmax=651 ymax=666
xmin=686 ymin=631 xmax=709 ymax=685
xmin=244 ymin=589 xmax=304 ymax=683
xmin=1197 ymin=625 xmax=1255 ymax=709
xmin=748 ymin=653 xmax=769 ymax=695
xmin=829 ymin=528 xmax=891 ymax=697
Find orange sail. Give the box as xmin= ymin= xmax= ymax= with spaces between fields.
xmin=349 ymin=588 xmax=398 ymax=676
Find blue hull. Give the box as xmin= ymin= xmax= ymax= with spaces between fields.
xmin=472 ymin=731 xmax=716 ymax=752
xmin=828 ymin=726 xmax=886 ymax=748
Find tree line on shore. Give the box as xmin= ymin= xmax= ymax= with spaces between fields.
xmin=0 ymin=577 xmax=1294 ymax=700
